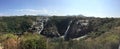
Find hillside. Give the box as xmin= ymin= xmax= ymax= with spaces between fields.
xmin=0 ymin=16 xmax=120 ymax=49
xmin=0 ymin=16 xmax=119 ymax=39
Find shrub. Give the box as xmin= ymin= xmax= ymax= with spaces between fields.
xmin=20 ymin=33 xmax=46 ymax=49
xmin=0 ymin=33 xmax=19 ymax=49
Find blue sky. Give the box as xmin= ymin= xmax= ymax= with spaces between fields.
xmin=0 ymin=0 xmax=120 ymax=17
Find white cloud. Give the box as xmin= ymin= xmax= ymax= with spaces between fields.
xmin=16 ymin=9 xmax=66 ymax=16
xmin=0 ymin=13 xmax=8 ymax=16
xmin=0 ymin=13 xmax=4 ymax=16
xmin=16 ymin=9 xmax=49 ymax=15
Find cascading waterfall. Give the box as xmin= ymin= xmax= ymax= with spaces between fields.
xmin=61 ymin=19 xmax=89 ymax=40
xmin=63 ymin=20 xmax=73 ymax=38
xmin=37 ymin=17 xmax=49 ymax=34
xmin=38 ymin=22 xmax=44 ymax=34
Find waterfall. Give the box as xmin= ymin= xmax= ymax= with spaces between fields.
xmin=36 ymin=17 xmax=49 ymax=34
xmin=38 ymin=22 xmax=44 ymax=34
xmin=63 ymin=20 xmax=73 ymax=38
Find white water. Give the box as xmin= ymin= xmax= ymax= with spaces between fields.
xmin=63 ymin=20 xmax=73 ymax=38
xmin=37 ymin=17 xmax=49 ymax=34
xmin=72 ymin=35 xmax=87 ymax=40
xmin=57 ymin=32 xmax=60 ymax=36
xmin=38 ymin=22 xmax=44 ymax=34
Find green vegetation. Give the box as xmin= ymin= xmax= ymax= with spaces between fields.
xmin=47 ymin=26 xmax=120 ymax=49
xmin=0 ymin=16 xmax=120 ymax=49
xmin=0 ymin=33 xmax=46 ymax=49
xmin=0 ymin=16 xmax=36 ymax=33
xmin=20 ymin=33 xmax=46 ymax=49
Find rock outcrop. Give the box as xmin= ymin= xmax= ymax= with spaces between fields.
xmin=30 ymin=17 xmax=91 ymax=40
xmin=64 ymin=18 xmax=90 ymax=40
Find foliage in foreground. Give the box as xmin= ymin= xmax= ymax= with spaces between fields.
xmin=0 ymin=33 xmax=46 ymax=49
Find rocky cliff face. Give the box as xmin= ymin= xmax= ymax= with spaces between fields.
xmin=64 ymin=19 xmax=90 ymax=40
xmin=30 ymin=17 xmax=91 ymax=40
xmin=41 ymin=20 xmax=60 ymax=37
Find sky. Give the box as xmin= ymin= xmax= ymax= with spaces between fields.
xmin=0 ymin=0 xmax=120 ymax=17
